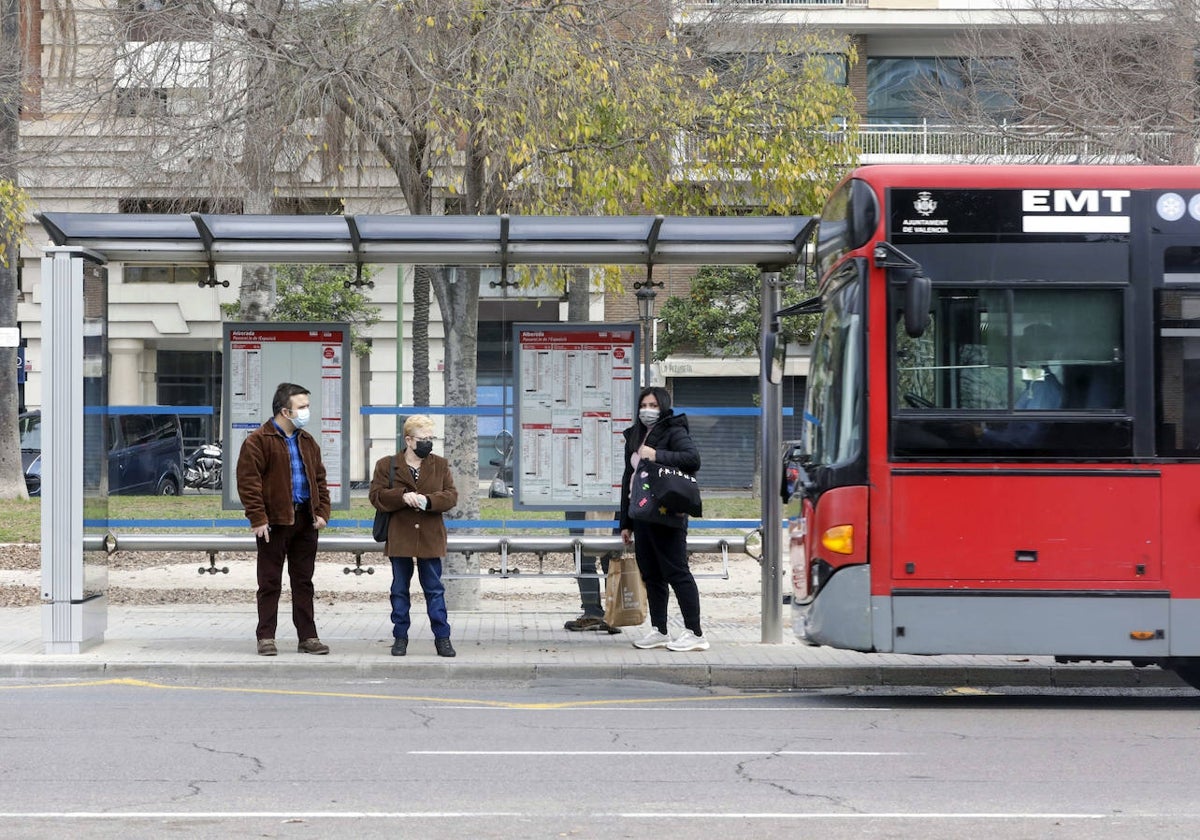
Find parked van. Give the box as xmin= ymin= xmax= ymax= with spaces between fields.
xmin=21 ymin=409 xmax=185 ymax=497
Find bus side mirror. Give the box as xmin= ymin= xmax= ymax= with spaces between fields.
xmin=903 ymin=271 xmax=931 ymax=338
xmin=873 ymin=241 xmax=931 ymax=339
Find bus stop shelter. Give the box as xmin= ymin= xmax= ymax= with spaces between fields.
xmin=35 ymin=212 xmax=815 ymax=652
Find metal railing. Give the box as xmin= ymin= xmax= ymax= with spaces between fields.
xmin=855 ymin=121 xmax=1175 ymax=161
xmin=84 ymin=532 xmax=752 ymax=580
xmin=675 ymin=121 xmax=1177 ymax=165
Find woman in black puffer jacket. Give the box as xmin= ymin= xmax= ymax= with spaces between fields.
xmin=619 ymin=386 xmax=708 ymax=652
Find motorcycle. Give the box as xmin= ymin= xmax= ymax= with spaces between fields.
xmin=488 ymin=430 xmax=514 ymax=498
xmin=183 ymin=441 xmax=223 ymax=490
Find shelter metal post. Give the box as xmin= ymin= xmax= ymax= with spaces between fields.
xmin=759 ymin=268 xmax=784 ymax=643
xmin=40 ymin=247 xmax=107 ymax=652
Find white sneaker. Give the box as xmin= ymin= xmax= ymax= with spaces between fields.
xmin=667 ymin=630 xmax=710 ymax=652
xmin=632 ymin=630 xmax=671 ymax=650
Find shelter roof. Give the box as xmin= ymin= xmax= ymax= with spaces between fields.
xmin=37 ymin=213 xmax=815 ymax=267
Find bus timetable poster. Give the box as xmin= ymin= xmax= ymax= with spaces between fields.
xmin=512 ymin=323 xmax=639 ymax=511
xmin=222 ymin=322 xmax=351 ymax=511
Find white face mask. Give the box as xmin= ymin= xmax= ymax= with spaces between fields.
xmin=639 ymin=408 xmax=660 ymax=426
xmin=290 ymin=407 xmax=311 ymax=429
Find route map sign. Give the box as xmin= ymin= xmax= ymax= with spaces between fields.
xmin=512 ymin=323 xmax=640 ymax=511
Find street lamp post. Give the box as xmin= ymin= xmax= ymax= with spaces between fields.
xmin=634 ymin=280 xmax=662 ymax=388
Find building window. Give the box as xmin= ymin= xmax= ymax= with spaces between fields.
xmin=120 ymin=0 xmax=211 ymax=42
xmin=707 ymin=52 xmax=848 ymax=86
xmin=158 ymin=350 xmax=222 ymax=451
xmin=114 ymin=86 xmax=168 ymax=117
xmin=867 ymin=57 xmax=1015 ymax=124
xmin=123 ymin=265 xmax=208 ymax=284
xmin=119 ymin=198 xmax=241 ymax=284
xmin=273 ymin=197 xmax=346 ymax=215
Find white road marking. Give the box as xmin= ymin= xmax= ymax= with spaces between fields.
xmin=618 ymin=812 xmax=1111 ymax=820
xmin=0 ymin=812 xmax=522 ymax=820
xmin=408 ymin=750 xmax=907 ymax=756
xmin=0 ymin=811 xmax=1114 ymax=821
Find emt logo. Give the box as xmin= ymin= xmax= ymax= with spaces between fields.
xmin=1021 ymin=189 xmax=1131 ymax=234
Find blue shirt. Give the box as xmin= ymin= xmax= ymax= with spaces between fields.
xmin=1016 ymin=372 xmax=1064 ymax=411
xmin=273 ymin=420 xmax=311 ymax=504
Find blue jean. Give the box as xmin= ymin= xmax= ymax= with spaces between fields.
xmin=389 ymin=557 xmax=451 ymax=640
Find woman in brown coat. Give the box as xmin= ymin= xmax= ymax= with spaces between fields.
xmin=369 ymin=415 xmax=459 ymax=657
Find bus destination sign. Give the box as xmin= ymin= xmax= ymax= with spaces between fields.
xmin=890 ymin=188 xmax=1133 ymax=242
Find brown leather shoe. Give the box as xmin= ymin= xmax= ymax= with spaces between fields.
xmin=257 ymin=639 xmax=277 ymax=656
xmin=297 ymin=638 xmax=330 ymax=655
xmin=564 ymin=615 xmax=619 ymax=634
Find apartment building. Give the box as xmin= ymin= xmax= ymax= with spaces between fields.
xmin=12 ymin=0 xmax=1065 ymax=484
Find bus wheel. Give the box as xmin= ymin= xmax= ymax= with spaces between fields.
xmin=1165 ymin=658 xmax=1200 ymax=690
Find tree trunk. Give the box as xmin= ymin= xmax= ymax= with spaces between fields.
xmin=567 ymin=266 xmax=591 ymax=322
xmin=412 ymin=264 xmax=432 ymax=406
xmin=237 ymin=263 xmax=275 ymax=321
xmin=430 ymin=264 xmax=481 ymax=608
xmin=235 ymin=8 xmax=277 ymax=321
xmin=0 ymin=0 xmax=26 ymax=498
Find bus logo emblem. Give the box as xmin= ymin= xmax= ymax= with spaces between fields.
xmin=913 ymin=192 xmax=937 ymax=216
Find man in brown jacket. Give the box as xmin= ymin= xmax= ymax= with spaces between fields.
xmin=237 ymin=382 xmax=331 ymax=656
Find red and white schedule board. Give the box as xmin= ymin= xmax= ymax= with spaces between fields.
xmin=513 ymin=323 xmax=639 ymax=510
xmin=222 ymin=322 xmax=351 ymax=510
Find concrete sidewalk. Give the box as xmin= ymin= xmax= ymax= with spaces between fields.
xmin=0 ymin=602 xmax=1185 ymax=689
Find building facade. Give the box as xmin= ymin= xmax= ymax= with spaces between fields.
xmin=11 ymin=0 xmax=1110 ymax=485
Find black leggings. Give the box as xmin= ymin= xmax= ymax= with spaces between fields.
xmin=631 ymin=520 xmax=702 ymax=636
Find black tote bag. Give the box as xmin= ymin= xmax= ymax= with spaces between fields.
xmin=628 ymin=461 xmax=702 ymax=521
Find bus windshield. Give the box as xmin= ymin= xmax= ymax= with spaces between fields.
xmin=802 ymin=263 xmax=864 ymax=469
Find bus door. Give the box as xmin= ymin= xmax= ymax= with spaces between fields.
xmin=1154 ymin=256 xmax=1200 ymax=608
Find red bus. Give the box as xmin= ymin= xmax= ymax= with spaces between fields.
xmin=789 ymin=164 xmax=1200 ymax=688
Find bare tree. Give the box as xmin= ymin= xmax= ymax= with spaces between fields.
xmin=0 ymin=0 xmax=28 ymax=498
xmin=36 ymin=0 xmax=855 ymax=554
xmin=928 ymin=0 xmax=1199 ymax=164
xmin=275 ymin=0 xmax=851 ymax=486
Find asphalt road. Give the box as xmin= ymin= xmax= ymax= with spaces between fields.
xmin=2 ymin=677 xmax=1199 ymax=839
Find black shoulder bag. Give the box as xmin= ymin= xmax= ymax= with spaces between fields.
xmin=372 ymin=456 xmax=394 ymax=542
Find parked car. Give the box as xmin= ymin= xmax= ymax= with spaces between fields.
xmin=20 ymin=409 xmax=185 ymax=497
xmin=18 ymin=411 xmax=41 ymax=497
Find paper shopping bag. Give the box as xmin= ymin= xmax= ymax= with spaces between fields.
xmin=603 ymin=557 xmax=648 ymax=627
